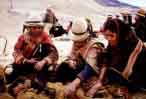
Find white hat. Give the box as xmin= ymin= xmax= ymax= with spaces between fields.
xmin=69 ymin=18 xmax=89 ymax=41
xmin=24 ymin=15 xmax=44 ymax=27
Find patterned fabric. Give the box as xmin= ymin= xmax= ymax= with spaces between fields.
xmin=13 ymin=32 xmax=58 ymax=65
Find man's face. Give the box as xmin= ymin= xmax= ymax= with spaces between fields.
xmin=74 ymin=40 xmax=86 ymax=48
xmin=28 ymin=26 xmax=44 ymax=37
xmin=104 ymin=30 xmax=117 ymax=47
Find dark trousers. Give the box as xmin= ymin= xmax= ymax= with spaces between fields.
xmin=56 ymin=62 xmax=84 ymax=84
xmin=6 ymin=63 xmax=52 ymax=84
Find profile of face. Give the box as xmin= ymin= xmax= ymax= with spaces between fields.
xmin=104 ymin=30 xmax=118 ymax=47
xmin=28 ymin=26 xmax=43 ymax=37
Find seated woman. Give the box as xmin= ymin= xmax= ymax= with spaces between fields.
xmin=65 ymin=35 xmax=108 ymax=97
xmin=6 ymin=17 xmax=58 ymax=84
xmin=85 ymin=18 xmax=146 ymax=97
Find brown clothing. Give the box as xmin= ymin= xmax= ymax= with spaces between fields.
xmin=13 ymin=32 xmax=58 ymax=65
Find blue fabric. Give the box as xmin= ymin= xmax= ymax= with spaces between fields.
xmin=78 ymin=64 xmax=98 ymax=81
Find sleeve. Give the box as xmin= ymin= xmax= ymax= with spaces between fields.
xmin=43 ymin=44 xmax=59 ymax=65
xmin=13 ymin=35 xmax=25 ymax=64
xmin=77 ymin=64 xmax=94 ymax=81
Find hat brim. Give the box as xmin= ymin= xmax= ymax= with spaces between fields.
xmin=137 ymin=13 xmax=145 ymax=17
xmin=69 ymin=32 xmax=89 ymax=41
xmin=24 ymin=23 xmax=44 ymax=27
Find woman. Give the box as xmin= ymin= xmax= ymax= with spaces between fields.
xmin=103 ymin=19 xmax=146 ymax=92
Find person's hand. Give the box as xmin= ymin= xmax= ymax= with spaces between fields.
xmin=65 ymin=83 xmax=77 ymax=96
xmin=25 ymin=58 xmax=38 ymax=64
xmin=34 ymin=60 xmax=46 ymax=71
xmin=86 ymin=80 xmax=102 ymax=97
xmin=13 ymin=83 xmax=27 ymax=96
xmin=65 ymin=78 xmax=81 ymax=96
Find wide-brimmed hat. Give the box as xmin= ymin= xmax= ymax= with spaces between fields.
xmin=24 ymin=15 xmax=44 ymax=27
xmin=24 ymin=21 xmax=44 ymax=27
xmin=88 ymin=34 xmax=108 ymax=49
xmin=69 ymin=18 xmax=89 ymax=41
xmin=136 ymin=8 xmax=146 ymax=17
xmin=120 ymin=10 xmax=130 ymax=16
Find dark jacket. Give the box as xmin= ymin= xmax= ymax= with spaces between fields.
xmin=49 ymin=24 xmax=67 ymax=37
xmin=134 ymin=17 xmax=146 ymax=42
xmin=107 ymin=44 xmax=146 ymax=89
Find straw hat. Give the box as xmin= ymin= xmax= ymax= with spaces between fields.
xmin=69 ymin=18 xmax=89 ymax=41
xmin=120 ymin=10 xmax=130 ymax=16
xmin=137 ymin=8 xmax=146 ymax=17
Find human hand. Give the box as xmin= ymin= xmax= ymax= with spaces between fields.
xmin=65 ymin=83 xmax=77 ymax=96
xmin=34 ymin=60 xmax=46 ymax=71
xmin=25 ymin=58 xmax=38 ymax=64
xmin=86 ymin=80 xmax=102 ymax=97
xmin=14 ymin=83 xmax=27 ymax=96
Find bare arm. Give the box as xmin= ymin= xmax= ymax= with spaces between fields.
xmin=122 ymin=40 xmax=143 ymax=79
xmin=99 ymin=65 xmax=107 ymax=82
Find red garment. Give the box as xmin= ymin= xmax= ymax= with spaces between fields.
xmin=13 ymin=32 xmax=54 ymax=64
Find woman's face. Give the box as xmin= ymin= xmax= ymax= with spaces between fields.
xmin=104 ymin=30 xmax=118 ymax=47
